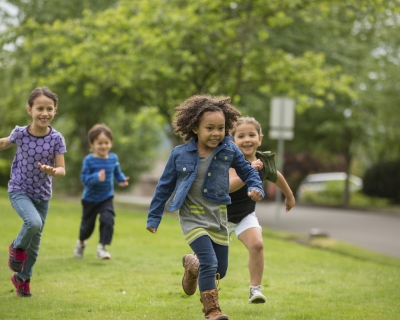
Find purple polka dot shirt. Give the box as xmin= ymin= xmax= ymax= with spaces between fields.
xmin=8 ymin=125 xmax=67 ymax=200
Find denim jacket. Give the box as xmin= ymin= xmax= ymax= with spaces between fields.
xmin=147 ymin=137 xmax=264 ymax=229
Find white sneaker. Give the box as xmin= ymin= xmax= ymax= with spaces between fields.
xmin=73 ymin=240 xmax=86 ymax=259
xmin=96 ymin=246 xmax=111 ymax=260
xmin=249 ymin=285 xmax=266 ymax=304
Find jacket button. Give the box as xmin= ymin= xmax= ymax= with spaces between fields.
xmin=183 ymin=167 xmax=186 ymax=171
xmin=208 ymin=172 xmax=211 ymax=176
xmin=224 ymin=156 xmax=228 ymax=160
xmin=214 ymin=156 xmax=216 ymax=160
xmin=203 ymin=189 xmax=207 ymax=193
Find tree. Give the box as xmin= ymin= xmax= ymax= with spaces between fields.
xmin=1 ymin=0 xmax=395 ymax=195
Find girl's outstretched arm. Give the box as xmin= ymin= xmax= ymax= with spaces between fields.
xmin=0 ymin=137 xmax=12 ymax=151
xmin=275 ymin=171 xmax=295 ymax=211
xmin=229 ymin=168 xmax=244 ymax=192
xmin=38 ymin=154 xmax=66 ymax=177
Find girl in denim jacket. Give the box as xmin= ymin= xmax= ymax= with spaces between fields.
xmin=147 ymin=95 xmax=264 ymax=320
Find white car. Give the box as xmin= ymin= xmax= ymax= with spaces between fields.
xmin=296 ymin=172 xmax=363 ymax=201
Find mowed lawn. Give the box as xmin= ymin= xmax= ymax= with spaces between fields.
xmin=0 ymin=190 xmax=399 ymax=320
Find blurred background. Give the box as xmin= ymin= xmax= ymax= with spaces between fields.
xmin=0 ymin=0 xmax=399 ymax=209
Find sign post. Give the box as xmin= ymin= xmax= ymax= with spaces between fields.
xmin=269 ymin=97 xmax=295 ymax=230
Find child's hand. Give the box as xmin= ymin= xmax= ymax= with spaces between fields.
xmin=248 ymin=189 xmax=263 ymax=201
xmin=285 ymin=194 xmax=296 ymax=212
xmin=38 ymin=163 xmax=56 ymax=176
xmin=251 ymin=159 xmax=263 ymax=171
xmin=119 ymin=176 xmax=130 ymax=187
xmin=98 ymin=169 xmax=106 ymax=182
xmin=147 ymin=227 xmax=157 ymax=234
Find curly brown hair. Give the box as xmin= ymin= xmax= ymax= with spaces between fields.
xmin=173 ymin=95 xmax=241 ymax=142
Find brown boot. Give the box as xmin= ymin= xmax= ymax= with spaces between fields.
xmin=182 ymin=254 xmax=199 ymax=295
xmin=200 ymin=289 xmax=229 ymax=320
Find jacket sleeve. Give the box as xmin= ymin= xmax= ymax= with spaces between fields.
xmin=257 ymin=151 xmax=278 ymax=183
xmin=230 ymin=143 xmax=265 ymax=197
xmin=147 ymin=150 xmax=178 ymax=229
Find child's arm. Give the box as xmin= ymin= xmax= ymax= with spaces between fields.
xmin=81 ymin=157 xmax=102 ymax=186
xmin=0 ymin=137 xmax=12 ymax=151
xmin=147 ymin=151 xmax=178 ymax=233
xmin=229 ymin=159 xmax=264 ymax=193
xmin=275 ymin=171 xmax=295 ymax=211
xmin=114 ymin=156 xmax=129 ymax=187
xmin=38 ymin=154 xmax=66 ymax=177
xmin=229 ymin=168 xmax=244 ymax=192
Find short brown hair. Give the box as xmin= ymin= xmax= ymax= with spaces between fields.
xmin=87 ymin=124 xmax=113 ymax=144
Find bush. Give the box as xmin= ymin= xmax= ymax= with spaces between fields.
xmin=301 ymin=181 xmax=390 ymax=207
xmin=363 ymin=160 xmax=400 ymax=204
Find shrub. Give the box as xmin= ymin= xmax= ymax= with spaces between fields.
xmin=363 ymin=160 xmax=400 ymax=204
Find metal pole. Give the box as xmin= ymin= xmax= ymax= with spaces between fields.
xmin=274 ymin=101 xmax=285 ymax=230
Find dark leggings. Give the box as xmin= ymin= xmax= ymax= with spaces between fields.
xmin=189 ymin=235 xmax=229 ymax=292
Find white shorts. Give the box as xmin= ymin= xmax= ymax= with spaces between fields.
xmin=227 ymin=212 xmax=262 ymax=238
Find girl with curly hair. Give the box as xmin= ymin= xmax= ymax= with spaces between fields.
xmin=147 ymin=95 xmax=265 ymax=320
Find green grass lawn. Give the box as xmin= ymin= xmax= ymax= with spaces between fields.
xmin=0 ymin=190 xmax=399 ymax=320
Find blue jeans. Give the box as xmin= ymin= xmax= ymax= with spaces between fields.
xmin=9 ymin=192 xmax=49 ymax=281
xmin=189 ymin=235 xmax=229 ymax=292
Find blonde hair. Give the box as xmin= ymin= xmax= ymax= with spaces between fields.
xmin=231 ymin=116 xmax=263 ymax=137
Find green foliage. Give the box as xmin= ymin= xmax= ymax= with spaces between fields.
xmin=301 ymin=181 xmax=391 ymax=208
xmin=301 ymin=180 xmax=350 ymax=204
xmin=363 ymin=159 xmax=400 ymax=204
xmin=1 ymin=0 xmax=400 ymax=194
xmin=55 ymin=107 xmax=165 ymax=194
xmin=0 ymin=191 xmax=399 ymax=319
xmin=0 ymin=157 xmax=11 ymax=187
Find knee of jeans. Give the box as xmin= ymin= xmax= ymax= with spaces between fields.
xmin=28 ymin=218 xmax=43 ymax=233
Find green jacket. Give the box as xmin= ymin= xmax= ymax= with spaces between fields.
xmin=256 ymin=150 xmax=278 ymax=183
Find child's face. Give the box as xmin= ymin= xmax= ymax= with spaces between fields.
xmin=27 ymin=94 xmax=57 ymax=132
xmin=193 ymin=111 xmax=225 ymax=152
xmin=90 ymin=132 xmax=113 ymax=158
xmin=233 ymin=122 xmax=263 ymax=159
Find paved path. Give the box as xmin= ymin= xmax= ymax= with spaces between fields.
xmin=255 ymin=202 xmax=400 ymax=258
xmin=115 ymin=195 xmax=400 ymax=258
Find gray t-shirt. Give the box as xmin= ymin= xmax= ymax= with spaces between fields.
xmin=179 ymin=150 xmax=229 ymax=246
xmin=8 ymin=125 xmax=67 ymax=200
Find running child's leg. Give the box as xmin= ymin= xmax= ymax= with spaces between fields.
xmin=98 ymin=197 xmax=115 ymax=246
xmin=79 ymin=199 xmax=98 ymax=241
xmin=18 ymin=198 xmax=49 ymax=280
xmin=8 ymin=192 xmax=48 ymax=274
xmin=190 ymin=235 xmax=229 ymax=319
xmin=96 ymin=197 xmax=114 ymax=259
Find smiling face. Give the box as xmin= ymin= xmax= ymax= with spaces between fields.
xmin=90 ymin=132 xmax=113 ymax=158
xmin=27 ymin=94 xmax=57 ymax=135
xmin=193 ymin=111 xmax=225 ymax=156
xmin=232 ymin=121 xmax=263 ymax=161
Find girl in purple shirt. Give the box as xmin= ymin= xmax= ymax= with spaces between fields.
xmin=0 ymin=87 xmax=66 ymax=298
